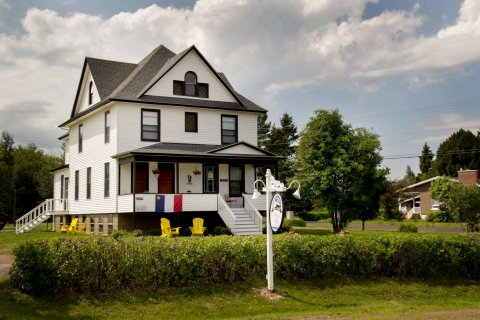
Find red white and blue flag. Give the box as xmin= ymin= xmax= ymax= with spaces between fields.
xmin=155 ymin=194 xmax=182 ymax=213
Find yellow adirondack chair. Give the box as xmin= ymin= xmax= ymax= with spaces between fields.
xmin=60 ymin=218 xmax=78 ymax=234
xmin=74 ymin=218 xmax=89 ymax=234
xmin=189 ymin=218 xmax=206 ymax=236
xmin=160 ymin=218 xmax=181 ymax=238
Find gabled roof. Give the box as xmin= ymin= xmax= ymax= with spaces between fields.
xmin=112 ymin=142 xmax=283 ymax=161
xmin=63 ymin=44 xmax=266 ymax=127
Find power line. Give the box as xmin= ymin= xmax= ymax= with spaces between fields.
xmin=383 ymin=148 xmax=480 ymax=160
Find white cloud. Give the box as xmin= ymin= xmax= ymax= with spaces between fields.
xmin=0 ymin=0 xmax=480 ymax=150
xmin=423 ymin=113 xmax=480 ymax=131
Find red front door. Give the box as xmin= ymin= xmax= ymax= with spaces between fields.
xmin=158 ymin=163 xmax=175 ymax=194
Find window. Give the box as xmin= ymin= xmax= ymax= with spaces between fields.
xmin=88 ymin=81 xmax=93 ymax=105
xmin=221 ymin=115 xmax=237 ymax=144
xmin=78 ymin=124 xmax=83 ymax=152
xmin=60 ymin=175 xmax=64 ymax=199
xmin=104 ymin=111 xmax=110 ymax=143
xmin=185 ymin=112 xmax=198 ymax=132
xmin=141 ymin=109 xmax=160 ymax=141
xmin=104 ymin=162 xmax=110 ymax=198
xmin=86 ymin=167 xmax=91 ymax=199
xmin=172 ymin=72 xmax=209 ymax=98
xmin=74 ymin=170 xmax=79 ymax=200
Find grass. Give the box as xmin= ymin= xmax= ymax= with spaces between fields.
xmin=3 ymin=222 xmax=480 ymax=319
xmin=0 ymin=224 xmax=78 ymax=255
xmin=1 ymin=278 xmax=480 ymax=319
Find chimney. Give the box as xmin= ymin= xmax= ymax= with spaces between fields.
xmin=457 ymin=169 xmax=479 ymax=186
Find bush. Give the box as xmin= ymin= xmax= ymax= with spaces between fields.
xmin=210 ymin=226 xmax=232 ymax=236
xmin=110 ymin=229 xmax=130 ymax=240
xmin=11 ymin=233 xmax=480 ymax=295
xmin=398 ymin=223 xmax=418 ymax=233
xmin=410 ymin=213 xmax=421 ymax=221
xmin=282 ymin=218 xmax=306 ymax=230
xmin=426 ymin=210 xmax=454 ymax=223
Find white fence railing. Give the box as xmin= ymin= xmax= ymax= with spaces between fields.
xmin=16 ymin=199 xmax=68 ymax=233
xmin=242 ymin=193 xmax=263 ymax=230
xmin=217 ymin=194 xmax=236 ymax=233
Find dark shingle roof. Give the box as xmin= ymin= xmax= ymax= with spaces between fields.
xmin=112 ymin=142 xmax=282 ymax=160
xmin=86 ymin=57 xmax=137 ymax=99
xmin=65 ymin=44 xmax=266 ymax=127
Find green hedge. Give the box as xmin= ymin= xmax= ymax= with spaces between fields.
xmin=298 ymin=211 xmax=330 ymax=221
xmin=11 ymin=233 xmax=480 ymax=295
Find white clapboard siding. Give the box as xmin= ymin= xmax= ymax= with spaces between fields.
xmin=68 ymin=106 xmax=118 ymax=214
xmin=145 ymin=50 xmax=237 ymax=103
xmin=53 ymin=168 xmax=69 ymax=200
xmin=178 ymin=163 xmax=203 ymax=193
xmin=244 ymin=164 xmax=255 ymax=194
xmin=119 ymin=163 xmax=131 ymax=195
xmin=116 ymin=103 xmax=259 ymax=153
xmin=76 ymin=66 xmax=101 ymax=114
xmin=118 ymin=194 xmax=133 ymax=213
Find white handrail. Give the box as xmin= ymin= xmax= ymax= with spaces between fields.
xmin=16 ymin=199 xmax=69 ymax=233
xmin=242 ymin=193 xmax=263 ymax=230
xmin=217 ymin=194 xmax=236 ymax=233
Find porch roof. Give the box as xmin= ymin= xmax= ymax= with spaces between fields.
xmin=112 ymin=142 xmax=284 ymax=162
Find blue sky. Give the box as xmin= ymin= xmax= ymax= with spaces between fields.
xmin=0 ymin=0 xmax=479 ymax=179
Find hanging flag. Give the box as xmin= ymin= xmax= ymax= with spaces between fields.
xmin=155 ymin=194 xmax=183 ymax=213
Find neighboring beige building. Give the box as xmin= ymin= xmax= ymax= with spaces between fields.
xmin=400 ymin=169 xmax=479 ymax=219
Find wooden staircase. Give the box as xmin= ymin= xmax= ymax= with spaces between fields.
xmin=16 ymin=199 xmax=68 ymax=234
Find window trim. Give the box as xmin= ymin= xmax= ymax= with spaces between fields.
xmin=86 ymin=167 xmax=91 ymax=200
xmin=78 ymin=124 xmax=83 ymax=153
xmin=172 ymin=71 xmax=209 ymax=98
xmin=185 ymin=112 xmax=198 ymax=133
xmin=104 ymin=162 xmax=110 ymax=198
xmin=221 ymin=114 xmax=238 ymax=145
xmin=74 ymin=170 xmax=79 ymax=201
xmin=141 ymin=108 xmax=160 ymax=142
xmin=104 ymin=111 xmax=110 ymax=144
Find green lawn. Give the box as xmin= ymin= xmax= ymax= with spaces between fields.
xmin=2 ymin=222 xmax=480 ymax=319
xmin=1 ymin=278 xmax=480 ymax=319
xmin=0 ymin=224 xmax=78 ymax=255
xmin=315 ymin=219 xmax=462 ymax=228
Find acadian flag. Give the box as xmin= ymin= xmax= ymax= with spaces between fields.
xmin=155 ymin=194 xmax=183 ymax=213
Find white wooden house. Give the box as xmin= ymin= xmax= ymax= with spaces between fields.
xmin=16 ymin=45 xmax=281 ymax=235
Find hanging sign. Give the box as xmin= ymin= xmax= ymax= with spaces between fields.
xmin=269 ymin=193 xmax=284 ymax=233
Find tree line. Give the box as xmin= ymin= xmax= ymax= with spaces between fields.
xmin=0 ymin=131 xmax=63 ymax=223
xmin=258 ymin=109 xmax=480 ymax=233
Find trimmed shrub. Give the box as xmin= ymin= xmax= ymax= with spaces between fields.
xmin=282 ymin=218 xmax=306 ymax=230
xmin=426 ymin=210 xmax=454 ymax=223
xmin=11 ymin=233 xmax=480 ymax=295
xmin=398 ymin=223 xmax=418 ymax=233
xmin=110 ymin=229 xmax=130 ymax=240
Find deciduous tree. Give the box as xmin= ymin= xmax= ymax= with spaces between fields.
xmin=297 ymin=109 xmax=384 ymax=233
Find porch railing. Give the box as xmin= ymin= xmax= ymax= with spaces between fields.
xmin=217 ymin=194 xmax=236 ymax=234
xmin=242 ymin=193 xmax=263 ymax=229
xmin=16 ymin=199 xmax=69 ymax=234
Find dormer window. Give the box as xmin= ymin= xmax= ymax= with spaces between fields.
xmin=173 ymin=71 xmax=209 ymax=98
xmin=88 ymin=81 xmax=94 ymax=105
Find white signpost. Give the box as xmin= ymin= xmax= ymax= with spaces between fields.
xmin=252 ymin=169 xmax=301 ymax=292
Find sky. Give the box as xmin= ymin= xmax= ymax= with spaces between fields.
xmin=0 ymin=0 xmax=479 ymax=179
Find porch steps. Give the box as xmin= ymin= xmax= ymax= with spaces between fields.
xmin=15 ymin=199 xmax=68 ymax=234
xmin=231 ymin=208 xmax=262 ymax=236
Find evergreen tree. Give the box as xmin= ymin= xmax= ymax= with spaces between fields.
xmin=403 ymin=165 xmax=417 ymax=185
xmin=257 ymin=113 xmax=271 ymax=150
xmin=419 ymin=142 xmax=434 ymax=177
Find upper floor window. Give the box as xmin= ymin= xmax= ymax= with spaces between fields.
xmin=173 ymin=71 xmax=209 ymax=98
xmin=86 ymin=167 xmax=91 ymax=199
xmin=141 ymin=109 xmax=160 ymax=141
xmin=88 ymin=81 xmax=94 ymax=105
xmin=78 ymin=124 xmax=83 ymax=153
xmin=74 ymin=170 xmax=79 ymax=200
xmin=221 ymin=115 xmax=238 ymax=144
xmin=104 ymin=111 xmax=110 ymax=144
xmin=185 ymin=112 xmax=198 ymax=132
